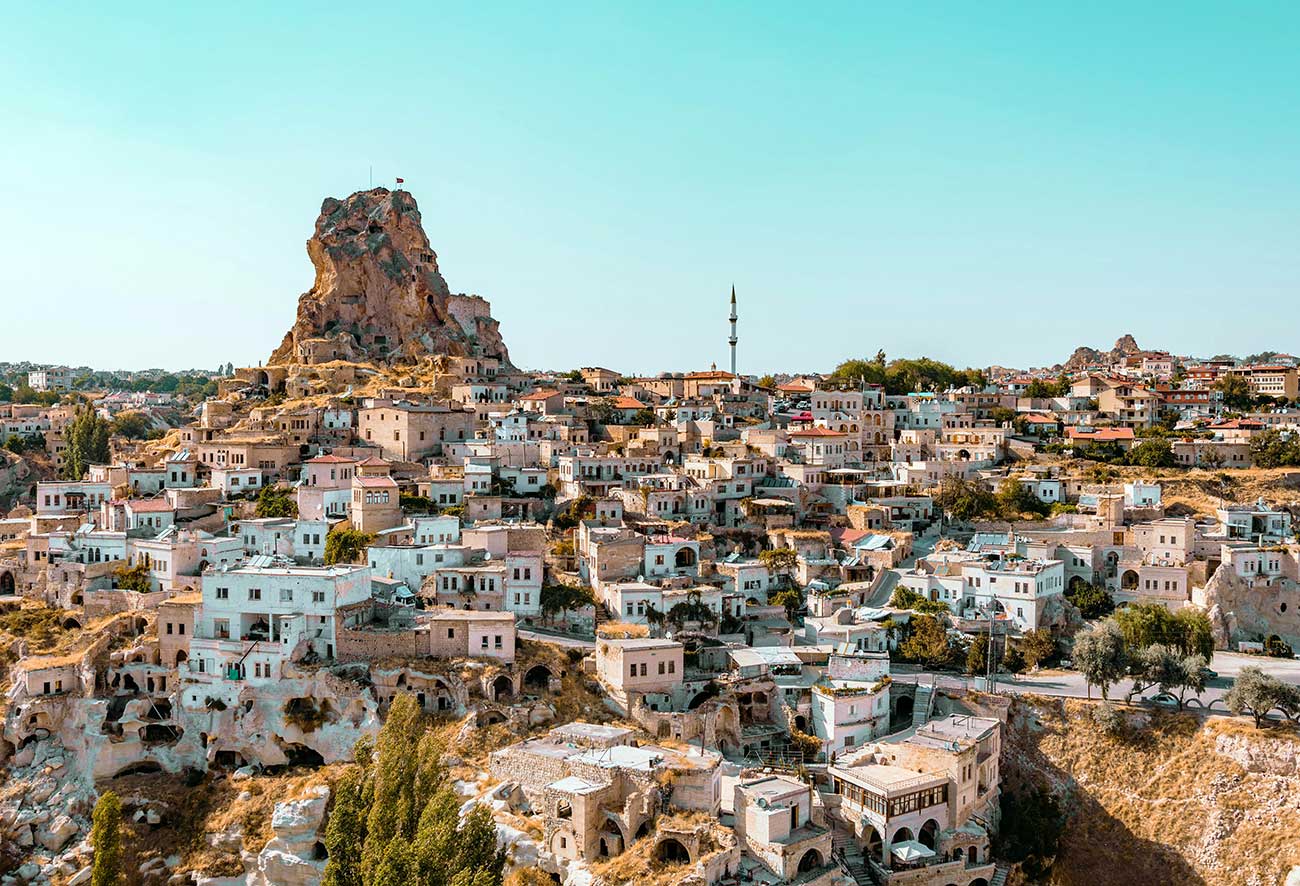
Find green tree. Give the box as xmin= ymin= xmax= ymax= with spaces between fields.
xmin=966 ymin=633 xmax=998 ymax=675
xmin=1065 ymin=580 xmax=1114 ymax=619
xmin=113 ymin=561 xmax=152 ymax=592
xmin=323 ymin=770 xmax=368 ymax=886
xmin=1213 ymin=374 xmax=1253 ymax=410
xmin=323 ymin=694 xmax=506 ymax=886
xmin=1072 ymin=620 xmax=1128 ymax=701
xmin=255 ymin=485 xmax=298 ymax=518
xmin=995 ymin=479 xmax=1050 ymax=519
xmin=1225 ymin=666 xmax=1300 ymax=728
xmin=539 ymin=584 xmax=595 ymax=622
xmin=933 ymin=475 xmax=998 ymax=522
xmin=770 ymin=588 xmax=803 ymax=622
xmin=109 ymin=411 xmax=152 ymax=439
xmin=758 ymin=547 xmax=798 ymax=574
xmin=888 ymin=587 xmax=950 ymax=616
xmin=898 ymin=615 xmax=956 ymax=669
xmin=61 ymin=405 xmax=111 ymax=480
xmin=1125 ymin=437 xmax=1175 ymax=468
xmin=325 ymin=528 xmax=375 ymax=565
xmin=90 ymin=791 xmax=124 ymax=886
xmin=1017 ymin=629 xmax=1057 ymax=670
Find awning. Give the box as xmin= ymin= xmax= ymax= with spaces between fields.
xmin=891 ymin=840 xmax=935 ymax=863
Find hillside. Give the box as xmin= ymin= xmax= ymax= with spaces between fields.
xmin=1001 ymin=697 xmax=1300 ymax=886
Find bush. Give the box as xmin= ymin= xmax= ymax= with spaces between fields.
xmin=284 ymin=698 xmax=332 ymax=733
xmin=1092 ymin=702 xmax=1127 ymax=736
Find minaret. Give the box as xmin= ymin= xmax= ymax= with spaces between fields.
xmin=728 ymin=285 xmax=738 ymax=375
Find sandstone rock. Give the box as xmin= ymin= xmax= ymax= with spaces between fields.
xmin=68 ymin=867 xmax=91 ymax=886
xmin=1214 ymin=733 xmax=1300 ymax=775
xmin=1285 ymin=865 xmax=1300 ymax=886
xmin=15 ymin=864 xmax=38 ymax=883
xmin=1201 ymin=563 xmax=1300 ymax=650
xmin=268 ymin=188 xmax=510 ymax=367
xmin=36 ymin=814 xmax=79 ymax=851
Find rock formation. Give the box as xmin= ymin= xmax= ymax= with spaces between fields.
xmin=268 ymin=188 xmax=510 ymax=367
xmin=1200 ymin=562 xmax=1300 ymax=649
xmin=1062 ymin=334 xmax=1143 ymax=370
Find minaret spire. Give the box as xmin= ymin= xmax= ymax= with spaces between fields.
xmin=728 ymin=285 xmax=738 ymax=375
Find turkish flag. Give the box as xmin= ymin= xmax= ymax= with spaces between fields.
xmin=396 ymin=177 xmax=404 ymax=184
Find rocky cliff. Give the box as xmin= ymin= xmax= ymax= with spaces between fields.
xmin=1061 ymin=334 xmax=1143 ymax=370
xmin=268 ymin=188 xmax=510 ymax=367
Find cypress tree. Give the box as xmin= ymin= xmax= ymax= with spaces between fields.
xmin=322 ymin=769 xmax=368 ymax=886
xmin=90 ymin=791 xmax=123 ymax=886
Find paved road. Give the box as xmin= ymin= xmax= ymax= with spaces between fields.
xmin=899 ymin=651 xmax=1300 ymax=707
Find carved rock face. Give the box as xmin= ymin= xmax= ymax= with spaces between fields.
xmin=269 ymin=188 xmax=510 ymax=367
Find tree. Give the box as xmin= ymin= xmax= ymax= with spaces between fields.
xmin=1072 ymin=621 xmax=1128 ymax=701
xmin=325 ymin=527 xmax=375 ymax=565
xmin=1225 ymin=666 xmax=1300 ymax=728
xmin=888 ymin=587 xmax=950 ymax=616
xmin=666 ymin=590 xmax=717 ymax=629
xmin=1018 ymin=629 xmax=1057 ymax=670
xmin=90 ymin=790 xmax=123 ymax=886
xmin=255 ymin=484 xmax=298 ymax=518
xmin=539 ymin=584 xmax=594 ymax=622
xmin=995 ymin=479 xmax=1050 ymax=519
xmin=1249 ymin=429 xmax=1300 ymax=468
xmin=1065 ymin=580 xmax=1114 ymax=619
xmin=899 ymin=615 xmax=957 ymax=669
xmin=1125 ymin=437 xmax=1175 ymax=469
xmin=631 ymin=408 xmax=656 ymax=426
xmin=61 ymin=405 xmax=111 ymax=480
xmin=113 ymin=561 xmax=152 ymax=592
xmin=758 ymin=547 xmax=798 ymax=574
xmin=109 ymin=411 xmax=152 ymax=439
xmin=323 ymin=694 xmax=506 ymax=886
xmin=1213 ymin=374 xmax=1253 ymax=410
xmin=933 ymin=476 xmax=997 ymax=522
xmin=966 ymin=633 xmax=998 ymax=676
xmin=770 ymin=588 xmax=803 ymax=622
xmin=1114 ymin=603 xmax=1214 ymax=662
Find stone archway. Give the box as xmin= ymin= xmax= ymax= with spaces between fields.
xmin=1121 ymin=569 xmax=1139 ymax=591
xmin=797 ymin=848 xmax=824 ymax=873
xmin=865 ymin=827 xmax=884 ymax=862
xmin=655 ymin=838 xmax=691 ymax=865
xmin=890 ymin=826 xmax=915 ymax=850
xmin=524 ymin=664 xmax=554 ymax=692
xmin=920 ymin=818 xmax=940 ymax=850
xmin=0 ymin=571 xmax=14 ymax=596
xmin=491 ymin=674 xmax=514 ymax=701
xmin=894 ymin=695 xmax=914 ymax=722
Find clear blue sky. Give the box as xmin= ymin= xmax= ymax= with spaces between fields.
xmin=2 ymin=2 xmax=1297 ymax=375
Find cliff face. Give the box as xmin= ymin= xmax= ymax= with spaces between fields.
xmin=268 ymin=188 xmax=510 ymax=366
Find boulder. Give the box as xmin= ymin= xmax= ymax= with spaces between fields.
xmin=36 ymin=814 xmax=79 ymax=851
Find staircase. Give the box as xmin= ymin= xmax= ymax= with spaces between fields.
xmin=911 ymin=679 xmax=936 ymax=728
xmin=832 ymin=831 xmax=873 ymax=886
xmin=990 ymin=865 xmax=1010 ymax=886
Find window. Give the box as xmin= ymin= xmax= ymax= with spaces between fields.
xmin=494 ymin=635 xmax=502 ymax=649
xmin=248 ymin=588 xmax=262 ymax=601
xmin=313 ymin=590 xmax=325 ymax=603
xmin=216 ymin=587 xmax=229 ymax=600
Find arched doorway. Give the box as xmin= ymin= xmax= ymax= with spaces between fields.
xmin=865 ymin=827 xmax=884 ymax=862
xmin=480 ymin=710 xmax=507 ymax=726
xmin=674 ymin=548 xmax=697 ymax=568
xmin=0 ymin=571 xmax=14 ymax=595
xmin=797 ymin=848 xmax=823 ymax=873
xmin=524 ymin=664 xmax=553 ymax=692
xmin=656 ymin=838 xmax=690 ymax=865
xmin=492 ymin=674 xmax=513 ymax=701
xmin=920 ymin=818 xmax=939 ymax=850
xmin=895 ymin=695 xmax=914 ymax=722
xmin=969 ymin=879 xmax=989 ymax=886
xmin=1121 ymin=570 xmax=1139 ymax=591
xmin=175 ymin=650 xmax=188 ymax=666
xmin=890 ymin=826 xmax=914 ymax=850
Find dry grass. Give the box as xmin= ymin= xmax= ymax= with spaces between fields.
xmin=104 ymin=764 xmax=348 ymax=882
xmin=1007 ymin=699 xmax=1300 ymax=886
xmin=588 ymin=810 xmax=724 ymax=886
xmin=597 ymin=622 xmax=649 ymax=639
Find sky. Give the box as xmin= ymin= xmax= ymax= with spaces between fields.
xmin=1 ymin=2 xmax=1298 ymax=376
